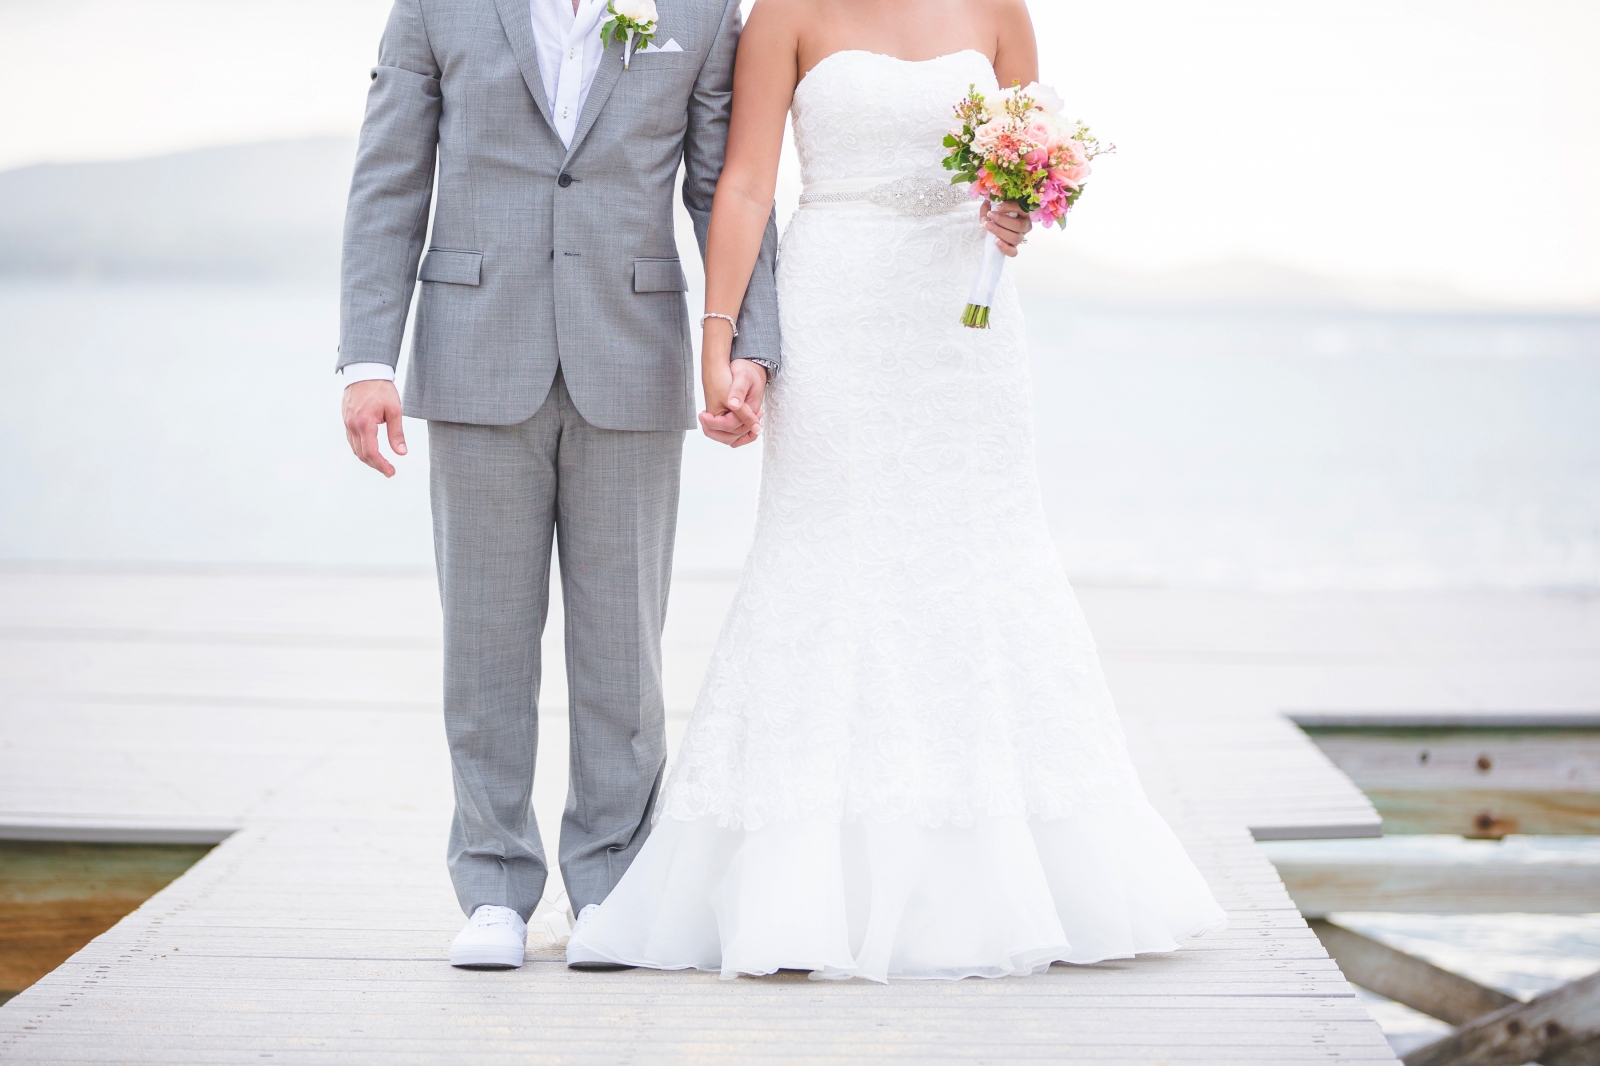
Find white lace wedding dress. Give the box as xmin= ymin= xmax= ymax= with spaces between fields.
xmin=570 ymin=49 xmax=1226 ymax=980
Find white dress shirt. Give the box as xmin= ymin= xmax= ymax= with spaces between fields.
xmin=341 ymin=0 xmax=608 ymax=388
xmin=534 ymin=0 xmax=610 ymax=148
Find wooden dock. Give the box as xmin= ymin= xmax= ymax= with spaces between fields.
xmin=7 ymin=571 xmax=1590 ymax=1062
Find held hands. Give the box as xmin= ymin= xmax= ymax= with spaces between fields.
xmin=699 ymin=319 xmax=765 ymax=448
xmin=981 ymin=200 xmax=1033 ymax=257
xmin=694 ymin=200 xmax=1025 ymax=448
xmin=700 ymin=358 xmax=766 ymax=448
xmin=342 ymin=379 xmax=407 ymax=477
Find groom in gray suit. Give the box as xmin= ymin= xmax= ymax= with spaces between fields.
xmin=337 ymin=0 xmax=778 ymax=968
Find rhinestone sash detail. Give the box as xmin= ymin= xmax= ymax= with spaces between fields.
xmin=798 ymin=173 xmax=973 ymax=217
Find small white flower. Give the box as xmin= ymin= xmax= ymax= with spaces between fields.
xmin=612 ymin=0 xmax=657 ymax=25
xmin=1024 ymin=82 xmax=1064 ymax=115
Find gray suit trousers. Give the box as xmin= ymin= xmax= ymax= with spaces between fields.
xmin=430 ymin=370 xmax=682 ymax=919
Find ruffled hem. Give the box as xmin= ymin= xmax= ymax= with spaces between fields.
xmin=569 ymin=797 xmax=1228 ymax=982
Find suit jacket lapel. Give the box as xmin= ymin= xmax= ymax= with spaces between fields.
xmin=564 ymin=36 xmax=625 ymax=162
xmin=494 ymin=0 xmax=556 ymax=133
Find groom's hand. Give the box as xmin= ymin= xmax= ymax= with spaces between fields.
xmin=699 ymin=359 xmax=766 ymax=448
xmin=342 ymin=379 xmax=407 ymax=477
xmin=981 ymin=200 xmax=1033 ymax=257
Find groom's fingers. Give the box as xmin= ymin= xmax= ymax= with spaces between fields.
xmin=698 ymin=409 xmax=761 ymax=447
xmin=359 ymin=422 xmax=396 ymax=478
xmin=385 ymin=406 xmax=408 ymax=458
xmin=725 ymin=374 xmax=764 ymax=433
xmin=698 ymin=410 xmax=744 ymax=445
xmin=343 ymin=381 xmax=403 ymax=477
xmin=346 ymin=408 xmax=396 ymax=478
xmin=716 ymin=422 xmax=761 ymax=447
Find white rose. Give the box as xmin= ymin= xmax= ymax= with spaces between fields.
xmin=613 ymin=0 xmax=657 ymax=24
xmin=1040 ymin=111 xmax=1071 ymax=141
xmin=1024 ymin=82 xmax=1064 ymax=115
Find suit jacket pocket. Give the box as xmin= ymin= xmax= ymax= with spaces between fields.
xmin=627 ymin=51 xmax=701 ymax=70
xmin=633 ymin=257 xmax=688 ymax=293
xmin=418 ymin=249 xmax=483 ymax=286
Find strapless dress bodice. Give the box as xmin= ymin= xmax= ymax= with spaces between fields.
xmin=791 ymin=49 xmax=999 ymax=186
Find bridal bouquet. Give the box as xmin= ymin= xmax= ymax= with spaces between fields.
xmin=943 ymin=82 xmax=1111 ymax=327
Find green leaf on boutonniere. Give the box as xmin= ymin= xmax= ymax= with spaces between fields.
xmin=601 ymin=0 xmax=657 ymax=67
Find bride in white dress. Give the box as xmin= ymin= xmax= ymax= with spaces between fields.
xmin=567 ymin=0 xmax=1226 ymax=981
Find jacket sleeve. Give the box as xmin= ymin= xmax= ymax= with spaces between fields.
xmin=681 ymin=0 xmax=782 ymax=372
xmin=337 ymin=0 xmax=443 ymax=371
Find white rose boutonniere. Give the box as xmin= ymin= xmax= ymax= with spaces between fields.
xmin=601 ymin=0 xmax=658 ymax=69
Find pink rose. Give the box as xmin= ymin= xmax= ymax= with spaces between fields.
xmin=971 ymin=118 xmax=1007 ymax=151
xmin=973 ymin=116 xmax=1034 ymax=164
xmin=1052 ymin=163 xmax=1090 ymax=188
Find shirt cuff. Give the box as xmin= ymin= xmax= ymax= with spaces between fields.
xmin=339 ymin=362 xmax=396 ymax=386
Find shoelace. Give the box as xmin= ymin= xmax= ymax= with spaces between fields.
xmin=473 ymin=906 xmax=514 ymax=928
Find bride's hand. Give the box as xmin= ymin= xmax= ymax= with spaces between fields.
xmin=981 ymin=200 xmax=1033 ymax=257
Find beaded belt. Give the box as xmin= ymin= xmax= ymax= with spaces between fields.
xmin=797 ymin=174 xmax=973 ymax=218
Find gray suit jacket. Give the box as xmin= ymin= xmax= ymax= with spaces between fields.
xmin=338 ymin=0 xmax=781 ymax=430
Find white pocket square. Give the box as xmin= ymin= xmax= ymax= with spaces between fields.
xmin=640 ymin=38 xmax=683 ymax=53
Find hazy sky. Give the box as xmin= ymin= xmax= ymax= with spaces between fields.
xmin=3 ymin=0 xmax=1597 ymax=304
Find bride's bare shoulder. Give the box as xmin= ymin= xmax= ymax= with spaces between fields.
xmin=979 ymin=0 xmax=1038 ymax=83
xmin=972 ymin=0 xmax=1033 ymax=27
xmin=730 ymin=0 xmax=805 ymax=94
xmin=737 ymin=0 xmax=807 ymax=64
xmin=741 ymin=0 xmax=807 ymax=38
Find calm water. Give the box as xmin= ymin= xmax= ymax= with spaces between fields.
xmin=2 ymin=279 xmax=1597 ymax=588
xmin=1023 ymin=298 xmax=1600 ymax=590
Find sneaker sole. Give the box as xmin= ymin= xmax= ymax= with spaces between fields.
xmin=450 ymin=946 xmax=525 ymax=969
xmin=567 ymin=959 xmax=637 ymax=972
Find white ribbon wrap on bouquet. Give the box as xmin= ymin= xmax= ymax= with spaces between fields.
xmin=961 ymin=230 xmax=1008 ymax=328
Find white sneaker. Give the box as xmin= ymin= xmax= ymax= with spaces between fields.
xmin=565 ymin=903 xmax=635 ymax=971
xmin=450 ymin=905 xmax=527 ymax=969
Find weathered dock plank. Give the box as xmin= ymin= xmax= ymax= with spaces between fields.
xmin=1268 ymin=834 xmax=1600 ymax=915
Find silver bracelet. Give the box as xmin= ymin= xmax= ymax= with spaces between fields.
xmin=700 ymin=312 xmax=738 ymax=338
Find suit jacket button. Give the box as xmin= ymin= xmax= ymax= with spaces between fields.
xmin=558 ymin=173 xmax=573 ymax=187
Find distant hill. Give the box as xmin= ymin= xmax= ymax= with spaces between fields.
xmin=0 ymin=138 xmax=355 ymax=281
xmin=3 ymin=137 xmax=1592 ymax=313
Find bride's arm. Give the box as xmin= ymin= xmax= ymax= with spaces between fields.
xmin=698 ymin=0 xmax=801 ymax=447
xmin=991 ymin=0 xmax=1039 ymax=88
